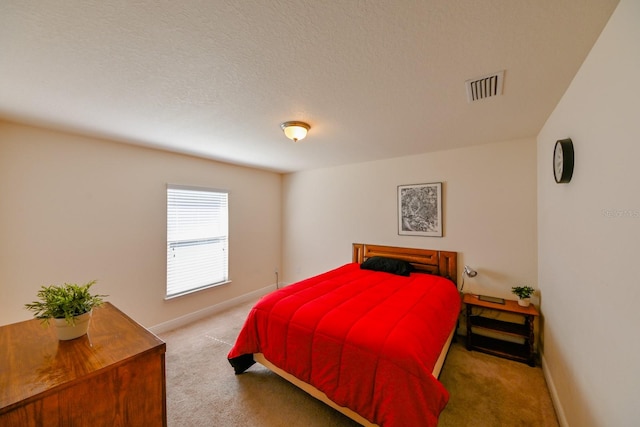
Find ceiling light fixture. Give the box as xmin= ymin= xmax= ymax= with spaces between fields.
xmin=280 ymin=121 xmax=310 ymax=142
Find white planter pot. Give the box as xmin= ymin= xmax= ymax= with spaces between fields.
xmin=517 ymin=298 xmax=531 ymax=307
xmin=53 ymin=311 xmax=92 ymax=340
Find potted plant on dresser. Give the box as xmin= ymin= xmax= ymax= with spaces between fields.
xmin=24 ymin=280 xmax=107 ymax=340
xmin=511 ymin=285 xmax=535 ymax=307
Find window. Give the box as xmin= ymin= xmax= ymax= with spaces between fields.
xmin=166 ymin=185 xmax=229 ymax=298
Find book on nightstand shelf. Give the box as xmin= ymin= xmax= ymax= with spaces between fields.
xmin=478 ymin=295 xmax=505 ymax=304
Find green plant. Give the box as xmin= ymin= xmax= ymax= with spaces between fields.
xmin=511 ymin=285 xmax=535 ymax=299
xmin=24 ymin=280 xmax=107 ymax=325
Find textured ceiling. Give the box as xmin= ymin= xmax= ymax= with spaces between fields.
xmin=0 ymin=0 xmax=619 ymax=173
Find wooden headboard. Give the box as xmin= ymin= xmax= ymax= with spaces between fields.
xmin=352 ymin=243 xmax=458 ymax=284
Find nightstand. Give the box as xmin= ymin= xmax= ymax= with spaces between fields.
xmin=463 ymin=293 xmax=539 ymax=366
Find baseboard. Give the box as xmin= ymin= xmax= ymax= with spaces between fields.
xmin=541 ymin=353 xmax=568 ymax=427
xmin=149 ymin=283 xmax=276 ymax=334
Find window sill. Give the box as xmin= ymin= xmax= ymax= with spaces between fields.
xmin=165 ymin=280 xmax=231 ymax=300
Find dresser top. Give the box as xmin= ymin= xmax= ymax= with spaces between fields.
xmin=0 ymin=302 xmax=165 ymax=411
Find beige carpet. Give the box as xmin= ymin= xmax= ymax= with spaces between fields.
xmin=159 ymin=299 xmax=558 ymax=426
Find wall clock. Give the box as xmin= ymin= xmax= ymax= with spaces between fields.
xmin=553 ymin=138 xmax=574 ymax=183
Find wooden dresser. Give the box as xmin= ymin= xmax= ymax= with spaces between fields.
xmin=0 ymin=303 xmax=167 ymax=426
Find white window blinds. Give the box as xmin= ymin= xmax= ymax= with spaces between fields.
xmin=167 ymin=185 xmax=229 ymax=298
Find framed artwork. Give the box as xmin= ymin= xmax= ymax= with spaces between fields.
xmin=397 ymin=182 xmax=443 ymax=237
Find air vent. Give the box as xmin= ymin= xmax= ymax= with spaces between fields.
xmin=465 ymin=70 xmax=504 ymax=102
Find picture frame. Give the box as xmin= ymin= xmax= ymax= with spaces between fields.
xmin=397 ymin=182 xmax=443 ymax=237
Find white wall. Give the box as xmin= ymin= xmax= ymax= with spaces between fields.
xmin=537 ymin=0 xmax=639 ymax=425
xmin=282 ymin=137 xmax=537 ymax=300
xmin=0 ymin=121 xmax=282 ymax=328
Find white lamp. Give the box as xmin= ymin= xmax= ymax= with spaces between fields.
xmin=280 ymin=121 xmax=310 ymax=142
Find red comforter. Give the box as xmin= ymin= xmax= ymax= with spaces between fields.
xmin=228 ymin=263 xmax=460 ymax=426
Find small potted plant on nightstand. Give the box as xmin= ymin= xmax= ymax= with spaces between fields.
xmin=511 ymin=285 xmax=535 ymax=307
xmin=24 ymin=280 xmax=107 ymax=340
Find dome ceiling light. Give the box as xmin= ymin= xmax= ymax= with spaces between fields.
xmin=280 ymin=121 xmax=310 ymax=142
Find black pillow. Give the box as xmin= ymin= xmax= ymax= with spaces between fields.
xmin=360 ymin=256 xmax=415 ymax=276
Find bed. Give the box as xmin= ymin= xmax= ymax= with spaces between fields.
xmin=228 ymin=243 xmax=460 ymax=427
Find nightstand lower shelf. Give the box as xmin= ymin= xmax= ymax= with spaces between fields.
xmin=467 ymin=333 xmax=531 ymax=363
